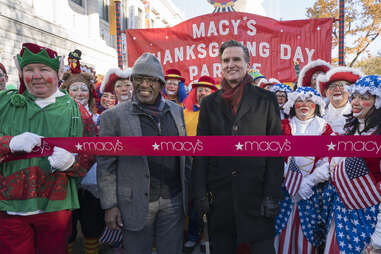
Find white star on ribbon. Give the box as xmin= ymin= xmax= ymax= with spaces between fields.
xmin=152 ymin=142 xmax=160 ymax=151
xmin=235 ymin=142 xmax=243 ymax=151
xmin=75 ymin=143 xmax=82 ymax=151
xmin=327 ymin=142 xmax=336 ymax=151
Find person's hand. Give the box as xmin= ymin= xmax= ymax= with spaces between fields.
xmin=105 ymin=207 xmax=123 ymax=230
xmin=260 ymin=197 xmax=280 ymax=218
xmin=9 ymin=132 xmax=42 ymax=153
xmin=194 ymin=197 xmax=209 ymax=218
xmin=297 ymin=177 xmax=314 ymax=200
xmin=48 ymin=147 xmax=75 ymax=171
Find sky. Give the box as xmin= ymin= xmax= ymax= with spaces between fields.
xmin=172 ymin=0 xmax=316 ymax=21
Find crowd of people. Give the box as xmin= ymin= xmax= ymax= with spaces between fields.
xmin=0 ymin=39 xmax=380 ymax=254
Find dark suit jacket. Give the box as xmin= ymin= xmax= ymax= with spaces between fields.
xmin=192 ymin=83 xmax=283 ymax=242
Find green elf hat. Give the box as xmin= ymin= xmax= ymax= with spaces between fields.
xmin=15 ymin=43 xmax=61 ymax=94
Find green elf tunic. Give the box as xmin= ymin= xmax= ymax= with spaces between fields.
xmin=0 ymin=89 xmax=94 ymax=213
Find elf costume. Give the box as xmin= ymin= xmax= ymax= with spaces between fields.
xmin=0 ymin=43 xmax=95 ymax=254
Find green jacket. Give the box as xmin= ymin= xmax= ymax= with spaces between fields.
xmin=0 ymin=89 xmax=94 ymax=213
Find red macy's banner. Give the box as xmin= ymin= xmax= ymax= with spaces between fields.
xmin=126 ymin=12 xmax=332 ymax=83
xmin=4 ymin=136 xmax=381 ymax=162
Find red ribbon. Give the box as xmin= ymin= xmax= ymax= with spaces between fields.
xmin=5 ymin=136 xmax=381 ymax=162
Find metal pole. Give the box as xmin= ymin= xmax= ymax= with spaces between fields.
xmin=339 ymin=0 xmax=345 ymax=66
xmin=115 ymin=0 xmax=123 ymax=69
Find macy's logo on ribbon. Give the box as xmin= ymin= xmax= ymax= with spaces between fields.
xmin=152 ymin=139 xmax=204 ymax=153
xmin=32 ymin=140 xmax=53 ymax=154
xmin=75 ymin=139 xmax=124 ymax=152
xmin=235 ymin=139 xmax=291 ymax=154
xmin=327 ymin=140 xmax=381 ymax=154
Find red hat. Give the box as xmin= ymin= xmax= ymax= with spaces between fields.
xmin=297 ymin=59 xmax=331 ymax=88
xmin=191 ymin=75 xmax=218 ymax=91
xmin=259 ymin=78 xmax=280 ymax=89
xmin=164 ymin=69 xmax=185 ymax=83
xmin=317 ymin=67 xmax=364 ymax=97
xmin=184 ymin=76 xmax=218 ymax=111
xmin=100 ymin=68 xmax=132 ymax=93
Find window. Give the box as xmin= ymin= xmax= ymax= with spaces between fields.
xmin=98 ymin=0 xmax=109 ymax=22
xmin=121 ymin=0 xmax=128 ymax=30
xmin=71 ymin=0 xmax=82 ymax=6
xmin=138 ymin=8 xmax=143 ymax=28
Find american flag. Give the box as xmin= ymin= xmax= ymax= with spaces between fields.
xmin=275 ymin=186 xmax=325 ymax=253
xmin=324 ymin=192 xmax=378 ymax=254
xmin=332 ymin=157 xmax=381 ymax=210
xmin=284 ymin=157 xmax=303 ymax=196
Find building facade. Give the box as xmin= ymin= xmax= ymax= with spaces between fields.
xmin=0 ymin=0 xmax=184 ymax=85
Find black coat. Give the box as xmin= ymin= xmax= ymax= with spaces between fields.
xmin=192 ymin=83 xmax=284 ymax=243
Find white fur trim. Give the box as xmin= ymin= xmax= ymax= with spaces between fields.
xmin=268 ymin=78 xmax=281 ymax=84
xmin=289 ymin=116 xmax=328 ymax=135
xmin=283 ymin=91 xmax=326 ymax=116
xmin=100 ymin=67 xmax=132 ymax=93
xmin=316 ymin=66 xmax=364 ymax=96
xmin=257 ymin=78 xmax=268 ymax=87
xmin=297 ymin=59 xmax=331 ymax=88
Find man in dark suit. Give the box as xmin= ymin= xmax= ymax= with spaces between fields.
xmin=192 ymin=40 xmax=283 ymax=254
xmin=97 ymin=53 xmax=191 ymax=254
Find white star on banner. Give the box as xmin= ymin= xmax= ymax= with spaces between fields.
xmin=75 ymin=143 xmax=82 ymax=150
xmin=327 ymin=142 xmax=336 ymax=151
xmin=235 ymin=142 xmax=243 ymax=151
xmin=152 ymin=142 xmax=160 ymax=151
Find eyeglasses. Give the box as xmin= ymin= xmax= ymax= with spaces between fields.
xmin=133 ymin=76 xmax=160 ymax=85
xmin=327 ymin=83 xmax=345 ymax=90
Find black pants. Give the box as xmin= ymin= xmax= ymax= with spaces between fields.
xmin=207 ymin=190 xmax=275 ymax=254
xmin=69 ymin=189 xmax=105 ymax=242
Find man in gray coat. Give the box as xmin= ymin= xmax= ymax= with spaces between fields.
xmin=97 ymin=53 xmax=191 ymax=254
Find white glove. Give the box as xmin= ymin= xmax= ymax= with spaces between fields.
xmin=310 ymin=163 xmax=330 ymax=185
xmin=297 ymin=175 xmax=314 ymax=200
xmin=9 ymin=132 xmax=42 ymax=153
xmin=48 ymin=147 xmax=75 ymax=171
xmin=371 ymin=206 xmax=381 ymax=250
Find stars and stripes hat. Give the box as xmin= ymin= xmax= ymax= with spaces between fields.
xmin=283 ymin=86 xmax=326 ymax=115
xmin=348 ymin=75 xmax=381 ymax=109
xmin=269 ymin=83 xmax=292 ymax=94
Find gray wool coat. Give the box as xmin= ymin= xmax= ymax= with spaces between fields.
xmin=96 ymin=100 xmax=191 ymax=231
